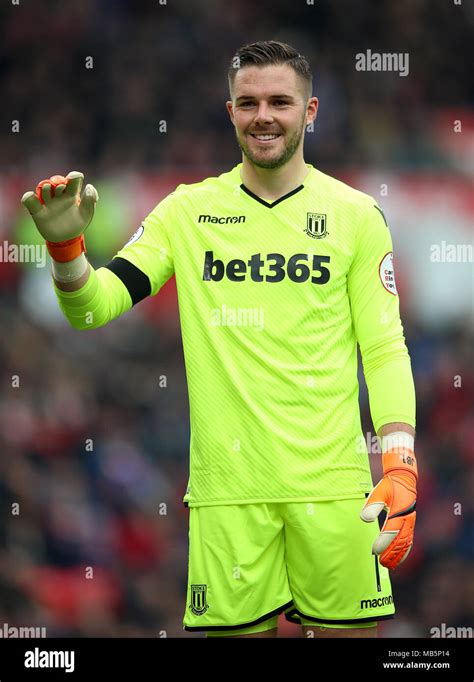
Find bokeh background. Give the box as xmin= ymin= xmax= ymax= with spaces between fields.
xmin=0 ymin=0 xmax=473 ymax=637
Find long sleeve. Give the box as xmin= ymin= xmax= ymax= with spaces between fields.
xmin=52 ymin=264 xmax=133 ymax=330
xmin=347 ymin=200 xmax=416 ymax=432
xmin=52 ymin=189 xmax=176 ymax=330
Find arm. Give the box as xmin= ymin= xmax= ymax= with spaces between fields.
xmin=347 ymin=199 xmax=417 ymax=570
xmin=378 ymin=422 xmax=415 ymax=438
xmin=21 ymin=171 xmax=176 ymax=330
xmin=347 ymin=200 xmax=416 ymax=435
xmin=52 ymin=260 xmax=135 ymax=330
xmin=53 ymin=256 xmax=91 ymax=291
xmin=52 ymin=205 xmax=175 ymax=330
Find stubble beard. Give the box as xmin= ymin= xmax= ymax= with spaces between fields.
xmin=236 ymin=113 xmax=307 ymax=169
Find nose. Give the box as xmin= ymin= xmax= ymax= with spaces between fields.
xmin=253 ymin=102 xmax=274 ymax=124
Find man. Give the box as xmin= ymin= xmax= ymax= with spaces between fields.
xmin=21 ymin=40 xmax=417 ymax=638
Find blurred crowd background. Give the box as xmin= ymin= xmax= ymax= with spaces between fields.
xmin=1 ymin=0 xmax=474 ymax=174
xmin=0 ymin=0 xmax=473 ymax=637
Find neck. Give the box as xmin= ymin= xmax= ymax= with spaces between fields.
xmin=240 ymin=155 xmax=310 ymax=201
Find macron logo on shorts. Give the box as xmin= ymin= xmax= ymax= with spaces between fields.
xmin=360 ymin=595 xmax=394 ymax=609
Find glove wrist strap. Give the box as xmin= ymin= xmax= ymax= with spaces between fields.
xmin=383 ymin=448 xmax=418 ymax=480
xmin=46 ymin=234 xmax=86 ymax=262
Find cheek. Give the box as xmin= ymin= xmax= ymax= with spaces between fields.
xmin=234 ymin=114 xmax=251 ymax=131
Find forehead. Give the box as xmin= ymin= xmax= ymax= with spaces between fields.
xmin=233 ymin=64 xmax=300 ymax=97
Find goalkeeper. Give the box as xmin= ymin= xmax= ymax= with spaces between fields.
xmin=21 ymin=40 xmax=417 ymax=639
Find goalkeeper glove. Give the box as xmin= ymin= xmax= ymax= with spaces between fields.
xmin=360 ymin=445 xmax=417 ymax=570
xmin=21 ymin=171 xmax=98 ymax=262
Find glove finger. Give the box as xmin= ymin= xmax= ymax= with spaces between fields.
xmin=372 ymin=498 xmax=410 ymax=553
xmin=64 ymin=171 xmax=84 ymax=199
xmin=55 ymin=183 xmax=67 ymax=197
xmin=360 ymin=501 xmax=385 ymax=523
xmin=21 ymin=191 xmax=44 ymax=216
xmin=78 ymin=184 xmax=99 ymax=231
xmin=360 ymin=478 xmax=391 ymax=522
xmin=379 ymin=513 xmax=415 ymax=569
xmin=373 ymin=529 xmax=399 ymax=555
xmin=81 ymin=184 xmax=98 ymax=203
xmin=41 ymin=183 xmax=54 ymax=206
xmin=380 ymin=539 xmax=413 ymax=570
xmin=397 ymin=544 xmax=412 ymax=566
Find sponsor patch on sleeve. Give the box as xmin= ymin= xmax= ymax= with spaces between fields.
xmin=379 ymin=251 xmax=398 ymax=295
xmin=123 ymin=224 xmax=144 ymax=248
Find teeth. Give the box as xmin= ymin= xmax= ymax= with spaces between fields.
xmin=253 ymin=134 xmax=279 ymax=140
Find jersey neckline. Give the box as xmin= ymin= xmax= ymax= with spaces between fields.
xmin=237 ymin=162 xmax=312 ymax=209
xmin=240 ymin=182 xmax=304 ymax=208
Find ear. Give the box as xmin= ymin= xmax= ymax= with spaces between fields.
xmin=306 ymin=96 xmax=319 ymax=126
xmin=226 ymin=100 xmax=235 ymax=125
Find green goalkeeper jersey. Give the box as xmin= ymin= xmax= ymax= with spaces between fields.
xmin=54 ymin=162 xmax=416 ymax=507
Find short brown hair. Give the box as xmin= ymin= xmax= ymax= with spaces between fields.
xmin=228 ymin=40 xmax=313 ymax=101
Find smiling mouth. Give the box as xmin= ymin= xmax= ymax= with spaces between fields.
xmin=250 ymin=133 xmax=282 ymax=143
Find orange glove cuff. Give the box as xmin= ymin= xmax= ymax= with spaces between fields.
xmin=383 ymin=448 xmax=418 ymax=480
xmin=46 ymin=234 xmax=86 ymax=263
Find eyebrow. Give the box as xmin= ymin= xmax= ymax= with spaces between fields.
xmin=235 ymin=94 xmax=294 ymax=102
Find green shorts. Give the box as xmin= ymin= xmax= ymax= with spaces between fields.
xmin=183 ymin=497 xmax=395 ymax=635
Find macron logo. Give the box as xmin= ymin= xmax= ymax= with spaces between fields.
xmin=360 ymin=595 xmax=394 ymax=609
xmin=198 ymin=214 xmax=246 ymax=224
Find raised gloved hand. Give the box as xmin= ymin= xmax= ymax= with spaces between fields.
xmin=21 ymin=171 xmax=98 ymax=244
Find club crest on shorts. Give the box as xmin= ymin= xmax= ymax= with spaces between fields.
xmin=190 ymin=584 xmax=209 ymax=616
xmin=305 ymin=213 xmax=327 ymax=239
